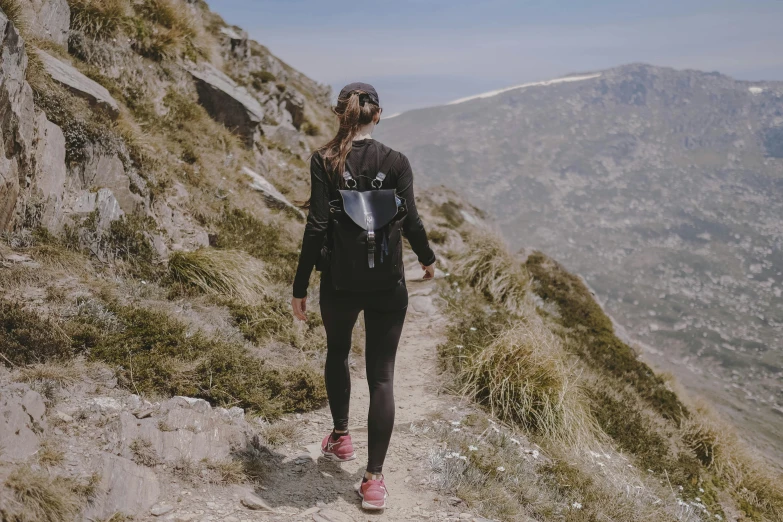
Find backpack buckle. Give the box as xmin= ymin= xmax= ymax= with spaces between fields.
xmin=366 ymin=214 xmax=375 ymax=268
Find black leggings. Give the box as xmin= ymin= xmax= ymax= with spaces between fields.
xmin=319 ymin=275 xmax=408 ymax=474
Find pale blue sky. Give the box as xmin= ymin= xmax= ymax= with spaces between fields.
xmin=208 ymin=0 xmax=783 ymax=115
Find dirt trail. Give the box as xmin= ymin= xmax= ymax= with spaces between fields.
xmin=253 ymin=272 xmax=481 ymax=522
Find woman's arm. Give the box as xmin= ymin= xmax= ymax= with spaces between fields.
xmin=292 ymin=154 xmax=330 ymax=299
xmin=395 ymin=154 xmax=436 ymax=267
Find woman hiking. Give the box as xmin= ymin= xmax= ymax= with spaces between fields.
xmin=291 ymin=82 xmax=436 ymax=511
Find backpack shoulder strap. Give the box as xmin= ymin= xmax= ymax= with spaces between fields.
xmin=372 ymin=150 xmax=399 ymax=188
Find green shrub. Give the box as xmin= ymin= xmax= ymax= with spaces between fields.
xmin=301 ymin=121 xmax=320 ymax=136
xmin=437 ymin=201 xmax=465 ymax=227
xmin=228 ymin=298 xmax=325 ymax=351
xmin=211 ymin=207 xmax=298 ymax=279
xmin=0 ymin=301 xmax=73 ymax=366
xmin=250 ymin=70 xmax=276 ymax=89
xmin=89 ymin=306 xmax=326 ymax=417
xmin=526 ymin=251 xmax=686 ymax=422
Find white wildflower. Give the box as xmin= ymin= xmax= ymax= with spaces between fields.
xmin=468 ymin=445 xmax=478 ymax=452
xmin=572 ymin=502 xmax=582 ymax=509
xmin=452 ymin=428 xmax=461 ymax=432
xmin=496 ymin=466 xmax=505 ymax=472
xmin=469 ymin=327 xmax=477 ymax=331
xmin=456 ymin=345 xmax=464 ymax=349
xmin=699 ymin=488 xmax=705 ymax=493
xmin=510 ymin=438 xmax=520 ymax=445
xmin=450 ymin=421 xmax=461 ymax=426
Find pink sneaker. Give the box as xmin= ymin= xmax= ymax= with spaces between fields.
xmin=321 ymin=432 xmax=356 ymax=462
xmin=358 ymin=476 xmax=388 ymax=510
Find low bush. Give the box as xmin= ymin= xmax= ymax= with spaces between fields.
xmin=228 ymin=297 xmax=325 ymax=351
xmin=0 ymin=301 xmax=73 ymax=366
xmin=301 ymin=121 xmax=320 ymax=136
xmin=89 ymin=305 xmax=326 ymax=417
xmin=453 ymin=228 xmax=530 ymax=314
xmin=168 ymin=248 xmax=267 ymax=304
xmin=211 ymin=207 xmax=299 ymax=280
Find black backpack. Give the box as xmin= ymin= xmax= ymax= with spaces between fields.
xmin=320 ymin=151 xmax=408 ymax=291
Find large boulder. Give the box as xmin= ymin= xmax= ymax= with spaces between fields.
xmin=242 ymin=166 xmax=304 ymax=218
xmin=0 ymin=11 xmax=36 ymax=231
xmin=19 ymin=0 xmax=70 ymax=46
xmin=30 ymin=111 xmax=67 ymax=230
xmin=154 ymin=182 xmax=210 ymax=252
xmin=185 ymin=62 xmax=264 ymax=146
xmin=36 ymin=50 xmax=120 ymax=118
xmin=84 ymin=454 xmax=161 ymax=520
xmin=0 ymin=384 xmax=47 ymax=463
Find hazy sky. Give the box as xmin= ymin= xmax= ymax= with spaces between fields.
xmin=209 ymin=0 xmax=783 ymax=115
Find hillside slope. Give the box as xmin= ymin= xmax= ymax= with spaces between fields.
xmin=375 ymin=63 xmax=783 ymax=459
xmin=1 ymin=3 xmax=783 ymax=521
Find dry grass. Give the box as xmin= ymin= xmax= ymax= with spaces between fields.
xmin=0 ymin=0 xmax=24 ymax=30
xmin=1 ymin=466 xmax=82 ymax=522
xmin=36 ymin=441 xmax=65 ymax=467
xmin=681 ymin=400 xmax=783 ymax=520
xmin=259 ymin=420 xmax=302 ymax=446
xmin=69 ymin=0 xmax=129 ymax=40
xmin=14 ymin=361 xmax=81 ymax=387
xmin=456 ymin=317 xmax=597 ymax=446
xmin=205 ymin=459 xmax=246 ymax=485
xmin=169 ymin=248 xmax=268 ymax=304
xmin=453 ymin=227 xmax=530 ymax=314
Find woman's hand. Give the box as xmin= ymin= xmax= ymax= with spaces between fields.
xmin=421 ymin=262 xmax=436 ymax=280
xmin=292 ymin=296 xmax=307 ymax=321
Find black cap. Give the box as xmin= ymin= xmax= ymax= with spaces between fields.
xmin=338 ymin=82 xmax=380 ymax=107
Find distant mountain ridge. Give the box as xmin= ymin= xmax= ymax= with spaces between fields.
xmin=375 ymin=63 xmax=783 ymax=459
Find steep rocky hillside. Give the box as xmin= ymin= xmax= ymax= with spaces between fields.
xmin=1 ymin=2 xmax=783 ymax=521
xmin=375 ymin=64 xmax=783 ymax=458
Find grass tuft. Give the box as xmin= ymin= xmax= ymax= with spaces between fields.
xmin=168 ymin=248 xmax=267 ymax=304
xmin=455 ymin=319 xmax=594 ymax=444
xmin=1 ymin=466 xmax=82 ymax=522
xmin=453 ymin=228 xmax=530 ymax=314
xmin=0 ymin=0 xmax=24 ymax=30
xmin=69 ymin=0 xmax=129 ymax=40
xmin=259 ymin=421 xmax=302 ymax=446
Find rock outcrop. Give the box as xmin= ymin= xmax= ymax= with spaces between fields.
xmin=185 ymin=62 xmax=264 ymax=146
xmin=65 ymin=187 xmax=124 ymax=232
xmin=36 ymin=50 xmax=120 ymax=118
xmin=84 ymin=454 xmax=161 ymax=520
xmin=30 ymin=111 xmax=67 ymax=230
xmin=243 ymin=166 xmax=304 ymax=218
xmin=0 ymin=11 xmax=35 ymax=231
xmin=0 ymin=384 xmax=46 ymax=463
xmin=74 ymin=145 xmax=145 ymax=214
xmin=19 ymin=0 xmax=70 ymax=46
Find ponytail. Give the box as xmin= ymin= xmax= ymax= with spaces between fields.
xmin=318 ymin=90 xmax=381 ymax=186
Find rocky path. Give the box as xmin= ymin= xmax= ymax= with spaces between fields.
xmin=248 ymin=271 xmax=485 ymax=522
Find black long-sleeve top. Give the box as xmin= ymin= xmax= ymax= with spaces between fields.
xmin=292 ymin=139 xmax=436 ymax=298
